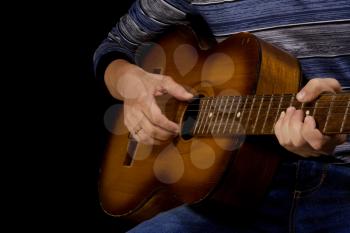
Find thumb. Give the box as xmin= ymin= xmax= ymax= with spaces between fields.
xmin=296 ymin=78 xmax=341 ymax=102
xmin=161 ymin=75 xmax=193 ymax=101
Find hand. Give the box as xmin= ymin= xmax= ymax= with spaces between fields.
xmin=104 ymin=59 xmax=193 ymax=145
xmin=274 ymin=78 xmax=346 ymax=157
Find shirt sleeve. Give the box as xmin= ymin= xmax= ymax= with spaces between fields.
xmin=93 ymin=0 xmax=196 ymax=80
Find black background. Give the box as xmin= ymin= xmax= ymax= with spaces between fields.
xmin=10 ymin=1 xmax=135 ymax=232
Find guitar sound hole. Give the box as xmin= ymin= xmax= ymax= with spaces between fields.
xmin=181 ymin=95 xmax=203 ymax=140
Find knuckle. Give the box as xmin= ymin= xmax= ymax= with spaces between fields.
xmin=309 ymin=78 xmax=322 ymax=92
xmin=146 ymin=138 xmax=155 ymax=145
xmin=163 ymin=75 xmax=172 ymax=82
xmin=293 ymin=138 xmax=305 ymax=147
xmin=280 ymin=140 xmax=290 ymax=147
xmin=152 ymin=115 xmax=163 ymax=125
xmin=154 ymin=140 xmax=162 ymax=146
xmin=310 ymin=141 xmax=323 ymax=151
xmin=280 ymin=141 xmax=287 ymax=147
xmin=148 ymin=128 xmax=157 ymax=137
xmin=144 ymin=139 xmax=153 ymax=145
xmin=309 ymin=78 xmax=321 ymax=86
xmin=298 ymin=153 xmax=309 ymax=158
xmin=274 ymin=121 xmax=281 ymax=130
xmin=329 ymin=78 xmax=338 ymax=85
xmin=138 ymin=134 xmax=146 ymax=142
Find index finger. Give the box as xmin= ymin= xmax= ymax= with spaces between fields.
xmin=296 ymin=78 xmax=341 ymax=102
xmin=140 ymin=96 xmax=180 ymax=134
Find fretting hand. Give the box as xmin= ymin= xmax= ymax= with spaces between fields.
xmin=274 ymin=78 xmax=346 ymax=157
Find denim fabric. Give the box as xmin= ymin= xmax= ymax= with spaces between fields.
xmin=127 ymin=160 xmax=350 ymax=233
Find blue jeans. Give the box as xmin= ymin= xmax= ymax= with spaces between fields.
xmin=128 ymin=159 xmax=350 ymax=233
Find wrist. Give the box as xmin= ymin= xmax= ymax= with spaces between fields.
xmin=104 ymin=59 xmax=135 ymax=100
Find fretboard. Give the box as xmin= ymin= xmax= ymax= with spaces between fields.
xmin=192 ymin=92 xmax=350 ymax=136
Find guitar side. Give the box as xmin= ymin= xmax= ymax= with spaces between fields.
xmin=98 ymin=27 xmax=301 ymax=222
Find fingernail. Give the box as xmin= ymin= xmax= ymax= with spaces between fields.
xmin=304 ymin=115 xmax=311 ymax=122
xmin=280 ymin=111 xmax=285 ymax=119
xmin=174 ymin=125 xmax=180 ymax=133
xmin=297 ymin=90 xmax=305 ymax=101
xmin=287 ymin=106 xmax=295 ymax=112
xmin=185 ymin=92 xmax=193 ymax=99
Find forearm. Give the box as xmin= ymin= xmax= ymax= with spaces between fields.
xmin=93 ymin=0 xmax=195 ymax=80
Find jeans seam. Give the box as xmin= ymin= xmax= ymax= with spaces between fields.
xmin=288 ymin=161 xmax=300 ymax=233
xmin=288 ymin=190 xmax=300 ymax=233
xmin=297 ymin=164 xmax=328 ymax=198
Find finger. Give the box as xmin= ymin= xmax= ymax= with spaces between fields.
xmin=141 ymin=96 xmax=180 ymax=133
xmin=296 ymin=78 xmax=341 ymax=102
xmin=333 ymin=134 xmax=347 ymax=144
xmin=125 ymin=114 xmax=163 ymax=145
xmin=124 ymin=107 xmax=144 ymax=139
xmin=124 ymin=103 xmax=144 ymax=130
xmin=301 ymin=116 xmax=326 ymax=151
xmin=288 ymin=147 xmax=321 ymax=157
xmin=274 ymin=111 xmax=285 ymax=144
xmin=289 ymin=109 xmax=307 ymax=147
xmin=318 ymin=134 xmax=347 ymax=155
xmin=138 ymin=111 xmax=176 ymax=141
xmin=160 ymin=75 xmax=193 ymax=101
xmin=281 ymin=107 xmax=296 ymax=146
xmin=136 ymin=128 xmax=163 ymax=145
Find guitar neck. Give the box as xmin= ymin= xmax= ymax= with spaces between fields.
xmin=192 ymin=92 xmax=350 ymax=136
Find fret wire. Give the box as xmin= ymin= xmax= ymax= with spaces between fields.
xmin=236 ymin=95 xmax=248 ymax=134
xmin=340 ymin=99 xmax=350 ymax=133
xmin=322 ymin=94 xmax=335 ymax=133
xmin=231 ymin=96 xmax=242 ymax=135
xmin=245 ymin=95 xmax=256 ymax=134
xmin=202 ymin=98 xmax=213 ymax=134
xmin=313 ymin=99 xmax=318 ymax=116
xmin=271 ymin=94 xmax=284 ymax=134
xmin=252 ymin=95 xmax=264 ymax=133
xmin=217 ymin=96 xmax=230 ymax=135
xmin=206 ymin=97 xmax=219 ymax=135
xmin=289 ymin=93 xmax=295 ymax=107
xmin=212 ymin=97 xmax=224 ymax=135
xmin=261 ymin=94 xmax=273 ymax=133
xmin=223 ymin=96 xmax=235 ymax=134
xmin=193 ymin=99 xmax=205 ymax=135
xmin=196 ymin=99 xmax=207 ymax=134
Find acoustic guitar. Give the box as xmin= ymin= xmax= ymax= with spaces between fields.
xmin=99 ymin=26 xmax=350 ymax=222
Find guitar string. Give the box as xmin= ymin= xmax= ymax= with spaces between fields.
xmin=166 ymin=99 xmax=350 ymax=108
xmin=165 ymin=109 xmax=350 ymax=113
xmin=181 ymin=98 xmax=350 ymax=105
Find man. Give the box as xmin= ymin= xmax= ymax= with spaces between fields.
xmin=94 ymin=0 xmax=350 ymax=232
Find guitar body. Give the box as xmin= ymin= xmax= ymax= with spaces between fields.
xmin=99 ymin=27 xmax=301 ymax=222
